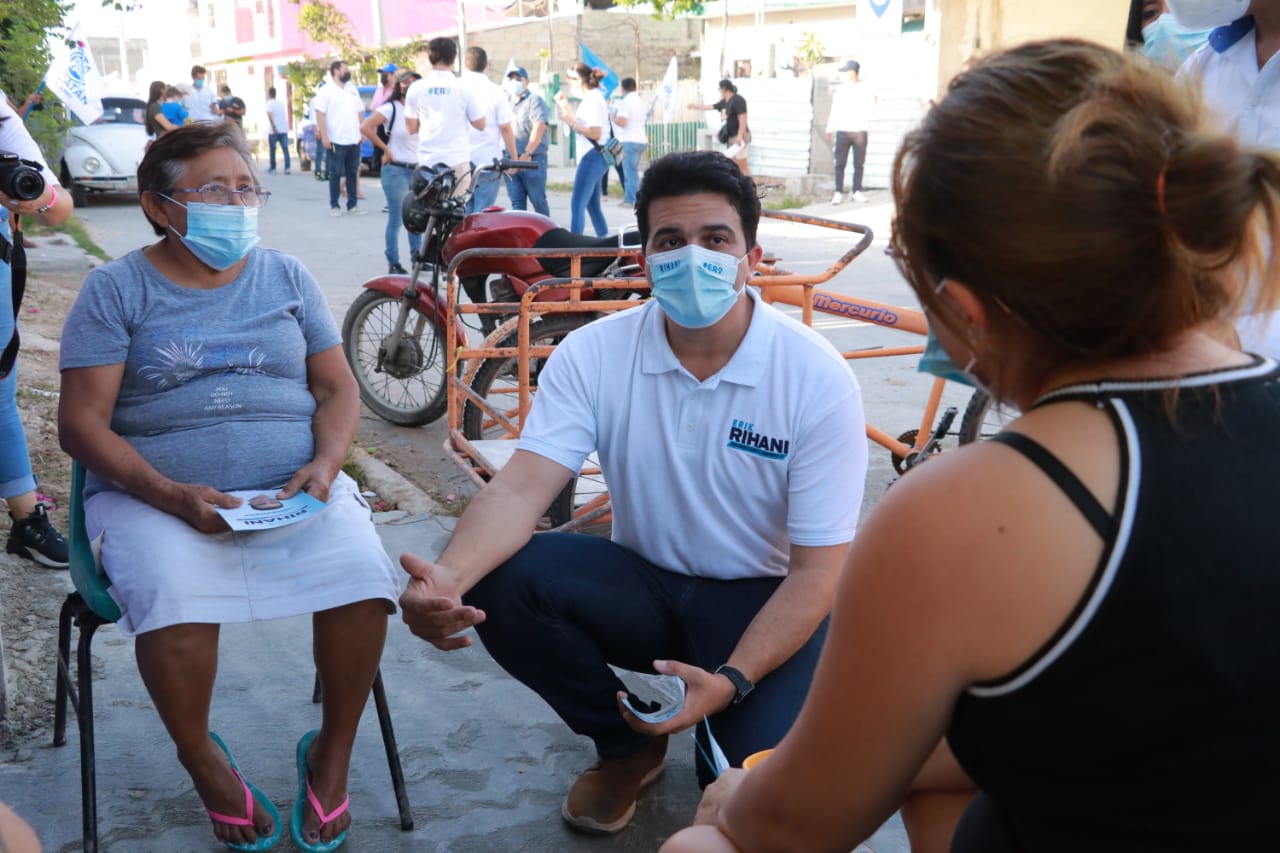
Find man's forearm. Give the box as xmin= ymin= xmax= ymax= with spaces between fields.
xmin=434 ymin=481 xmax=543 ymax=595
xmin=721 ymin=546 xmax=847 ymax=685
xmin=526 ymin=122 xmax=546 ymax=151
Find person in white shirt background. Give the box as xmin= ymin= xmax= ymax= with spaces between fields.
xmin=611 ymin=77 xmax=649 ymax=209
xmin=1173 ymin=0 xmax=1280 ymax=356
xmin=403 ymin=37 xmax=486 ymax=199
xmin=265 ymin=86 xmax=291 ymax=175
xmin=362 ymin=68 xmax=422 ymax=275
xmin=461 ymin=47 xmax=518 ymax=214
xmin=554 ymin=63 xmax=613 ymax=236
xmin=315 ymin=59 xmax=368 ymax=217
xmin=826 ymin=60 xmax=875 ymax=204
xmin=183 ymin=64 xmax=220 ymax=124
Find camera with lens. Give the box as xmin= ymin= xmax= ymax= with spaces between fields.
xmin=0 ymin=150 xmax=47 ymax=202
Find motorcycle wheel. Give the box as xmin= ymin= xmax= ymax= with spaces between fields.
xmin=462 ymin=313 xmax=599 ymax=528
xmin=342 ymin=289 xmax=450 ymax=427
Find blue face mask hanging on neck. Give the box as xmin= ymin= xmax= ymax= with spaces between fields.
xmin=646 ymin=244 xmax=747 ymax=329
xmin=163 ymin=198 xmax=259 ymax=271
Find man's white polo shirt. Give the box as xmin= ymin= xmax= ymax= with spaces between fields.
xmin=313 ymin=81 xmax=364 ymax=146
xmin=405 ymin=69 xmax=482 ymax=168
xmin=518 ymin=286 xmax=867 ymax=580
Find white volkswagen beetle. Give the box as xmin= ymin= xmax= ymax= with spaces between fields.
xmin=59 ymin=96 xmax=148 ymax=205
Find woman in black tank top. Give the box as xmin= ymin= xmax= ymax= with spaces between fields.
xmin=662 ymin=37 xmax=1280 ymax=853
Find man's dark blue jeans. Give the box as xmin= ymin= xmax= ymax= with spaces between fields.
xmin=328 ymin=143 xmax=361 ymax=210
xmin=463 ymin=532 xmax=828 ymax=787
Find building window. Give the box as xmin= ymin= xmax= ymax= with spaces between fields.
xmin=733 ymin=60 xmax=751 ymax=78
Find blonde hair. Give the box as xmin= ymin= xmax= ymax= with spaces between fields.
xmin=891 ymin=39 xmax=1280 ymax=392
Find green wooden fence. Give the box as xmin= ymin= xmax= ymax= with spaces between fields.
xmin=645 ymin=121 xmax=705 ymax=158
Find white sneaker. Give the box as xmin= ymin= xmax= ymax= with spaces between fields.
xmin=853 ymin=191 xmax=868 ymax=203
xmin=329 ymin=208 xmax=343 ymax=217
xmin=831 ymin=192 xmax=843 ymax=205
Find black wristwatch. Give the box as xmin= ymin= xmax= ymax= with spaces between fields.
xmin=713 ymin=664 xmax=754 ymax=706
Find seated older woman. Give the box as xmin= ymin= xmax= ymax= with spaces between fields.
xmin=58 ymin=123 xmax=399 ymax=853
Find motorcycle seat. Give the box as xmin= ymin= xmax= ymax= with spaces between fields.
xmin=534 ymin=227 xmax=641 ymax=278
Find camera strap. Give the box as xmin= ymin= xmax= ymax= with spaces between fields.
xmin=0 ymin=217 xmax=26 ymax=380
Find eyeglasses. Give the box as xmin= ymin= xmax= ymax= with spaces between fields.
xmin=170 ymin=183 xmax=272 ymax=207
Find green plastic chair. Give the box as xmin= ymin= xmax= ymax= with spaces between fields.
xmin=52 ymin=462 xmax=413 ymax=852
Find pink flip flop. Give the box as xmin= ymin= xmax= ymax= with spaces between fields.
xmin=207 ymin=731 xmax=282 ymax=851
xmin=290 ymin=729 xmax=350 ymax=852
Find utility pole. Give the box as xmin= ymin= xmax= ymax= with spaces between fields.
xmin=457 ymin=0 xmax=467 ymax=68
xmin=372 ymin=0 xmax=386 ymax=47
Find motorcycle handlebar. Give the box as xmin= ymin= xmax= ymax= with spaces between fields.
xmin=487 ymin=158 xmax=539 ymax=172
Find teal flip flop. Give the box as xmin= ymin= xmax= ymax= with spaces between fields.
xmin=207 ymin=731 xmax=282 ymax=852
xmin=290 ymin=730 xmax=350 ymax=852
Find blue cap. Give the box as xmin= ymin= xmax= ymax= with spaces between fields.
xmin=377 ymin=63 xmax=397 ymax=73
xmin=506 ymin=66 xmax=529 ymax=79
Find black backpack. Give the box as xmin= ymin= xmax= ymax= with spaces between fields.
xmin=376 ymin=101 xmax=397 ymax=146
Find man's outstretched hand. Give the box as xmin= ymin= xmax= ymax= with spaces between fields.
xmin=399 ymin=553 xmax=486 ymax=650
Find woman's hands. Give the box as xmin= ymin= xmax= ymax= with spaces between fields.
xmin=278 ymin=459 xmax=338 ymax=503
xmin=166 ymin=481 xmax=241 ymax=534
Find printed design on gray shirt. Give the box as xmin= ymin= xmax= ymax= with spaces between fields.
xmin=140 ymin=338 xmax=269 ymax=390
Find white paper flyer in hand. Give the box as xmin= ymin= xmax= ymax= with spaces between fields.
xmin=214 ymin=490 xmax=328 ymax=531
xmin=614 ymin=668 xmax=686 ymax=724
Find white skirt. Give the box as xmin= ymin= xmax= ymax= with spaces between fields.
xmin=86 ymin=471 xmax=401 ymax=636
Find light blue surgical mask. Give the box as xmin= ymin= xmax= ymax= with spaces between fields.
xmin=1139 ymin=14 xmax=1212 ymax=72
xmin=646 ymin=244 xmax=746 ymax=329
xmin=918 ymin=279 xmax=982 ymax=388
xmin=194 ymin=78 xmax=205 ymax=89
xmin=163 ymin=198 xmax=259 ymax=271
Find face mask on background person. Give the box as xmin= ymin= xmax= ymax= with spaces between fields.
xmin=193 ymin=78 xmax=205 ymax=89
xmin=1165 ymin=0 xmax=1251 ymax=29
xmin=162 ymin=199 xmax=260 ymax=271
xmin=646 ymin=244 xmax=747 ymax=329
xmin=1139 ymin=13 xmax=1214 ymax=71
xmin=503 ymin=78 xmax=525 ymax=98
xmin=339 ymin=71 xmax=352 ymax=84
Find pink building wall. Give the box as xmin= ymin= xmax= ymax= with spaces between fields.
xmin=274 ymin=0 xmax=501 ymax=57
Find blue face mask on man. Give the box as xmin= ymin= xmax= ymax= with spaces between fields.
xmin=646 ymin=244 xmax=747 ymax=329
xmin=193 ymin=78 xmax=205 ymax=89
xmin=1139 ymin=14 xmax=1212 ymax=72
xmin=163 ymin=198 xmax=259 ymax=271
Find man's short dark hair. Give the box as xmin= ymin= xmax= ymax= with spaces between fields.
xmin=191 ymin=65 xmax=206 ymax=79
xmin=219 ymin=85 xmax=231 ymax=96
xmin=428 ymin=38 xmax=458 ymax=67
xmin=329 ymin=59 xmax=345 ymax=76
xmin=465 ymin=46 xmax=487 ymax=73
xmin=621 ymin=77 xmax=637 ymax=92
xmin=268 ymin=87 xmax=277 ymax=98
xmin=635 ymin=151 xmax=761 ymax=249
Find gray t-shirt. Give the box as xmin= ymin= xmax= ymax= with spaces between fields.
xmin=60 ymin=247 xmax=341 ymax=497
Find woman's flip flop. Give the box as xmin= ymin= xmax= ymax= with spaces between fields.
xmin=207 ymin=731 xmax=282 ymax=851
xmin=290 ymin=729 xmax=350 ymax=852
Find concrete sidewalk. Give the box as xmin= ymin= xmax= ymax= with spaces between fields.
xmin=0 ymin=496 xmax=908 ymax=852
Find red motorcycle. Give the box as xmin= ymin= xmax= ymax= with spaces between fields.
xmin=341 ymin=160 xmax=643 ymax=426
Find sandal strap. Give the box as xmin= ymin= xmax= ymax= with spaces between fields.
xmin=205 ymin=768 xmax=255 ymax=827
xmin=305 ymin=775 xmax=350 ymax=826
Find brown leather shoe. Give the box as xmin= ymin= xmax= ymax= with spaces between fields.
xmin=561 ymin=735 xmax=668 ymax=834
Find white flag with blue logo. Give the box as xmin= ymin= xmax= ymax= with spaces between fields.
xmin=659 ymin=56 xmax=678 ymax=122
xmin=45 ymin=28 xmax=104 ymax=126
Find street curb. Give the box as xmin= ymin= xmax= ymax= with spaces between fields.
xmin=352 ymin=446 xmax=448 ymax=517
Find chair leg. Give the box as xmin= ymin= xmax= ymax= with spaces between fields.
xmin=77 ymin=616 xmax=102 ymax=853
xmin=53 ymin=594 xmax=76 ymax=747
xmin=371 ymin=669 xmax=413 ymax=831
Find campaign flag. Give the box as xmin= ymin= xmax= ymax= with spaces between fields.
xmin=45 ymin=29 xmax=104 ymax=125
xmin=579 ymin=44 xmax=619 ymax=99
xmin=504 ymin=57 xmax=519 ymax=78
xmin=659 ymin=56 xmax=678 ymax=122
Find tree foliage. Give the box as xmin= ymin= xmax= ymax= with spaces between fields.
xmin=614 ymin=0 xmax=705 ymax=20
xmin=284 ymin=0 xmax=422 ymax=120
xmin=1 ymin=0 xmax=74 ymax=161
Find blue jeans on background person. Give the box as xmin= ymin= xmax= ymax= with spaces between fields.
xmin=314 ymin=136 xmax=327 ymax=177
xmin=464 ymin=532 xmax=829 ymax=788
xmin=328 ymin=143 xmax=361 ymax=210
xmin=505 ymin=152 xmax=550 ymax=217
xmin=268 ymin=132 xmax=291 ymax=173
xmin=380 ymin=163 xmax=421 ymax=268
xmin=0 ymin=220 xmax=37 ymax=500
xmin=466 ymin=170 xmax=503 ymax=214
xmin=621 ymin=142 xmax=646 ymax=206
xmin=570 ymin=148 xmax=609 ymax=236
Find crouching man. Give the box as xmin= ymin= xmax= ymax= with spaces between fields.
xmin=399 ymin=150 xmax=868 ymax=834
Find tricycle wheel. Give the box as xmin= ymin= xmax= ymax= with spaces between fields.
xmin=342 ymin=289 xmax=449 ymax=426
xmin=957 ymin=389 xmax=1020 ymax=445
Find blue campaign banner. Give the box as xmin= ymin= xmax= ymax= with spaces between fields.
xmin=579 ymin=44 xmax=619 ymax=98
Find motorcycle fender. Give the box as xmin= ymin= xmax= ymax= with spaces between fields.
xmin=359 ymin=275 xmax=467 ymax=344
